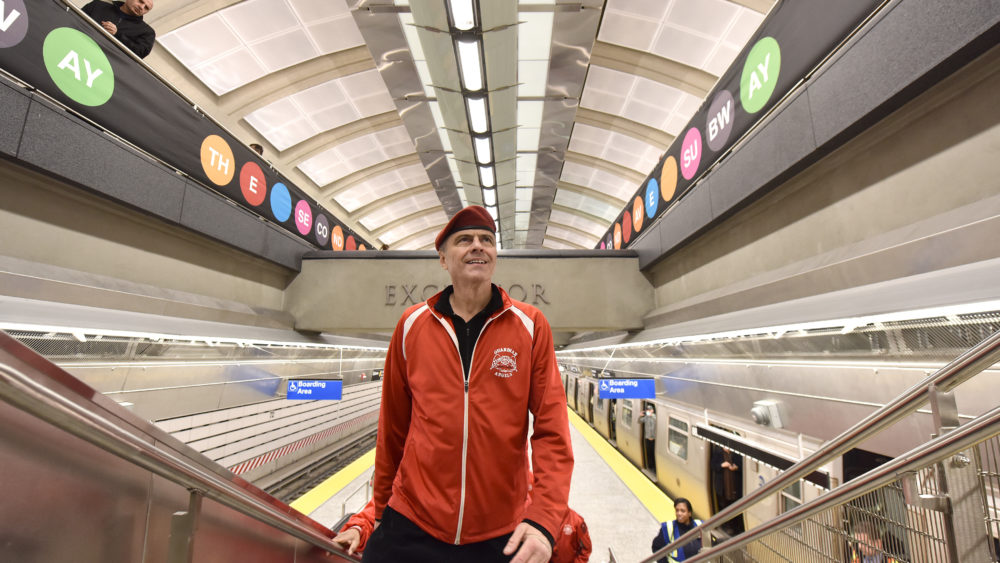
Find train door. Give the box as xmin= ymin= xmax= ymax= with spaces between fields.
xmin=709 ymin=426 xmax=745 ymax=536
xmin=638 ymin=401 xmax=657 ymax=475
xmin=586 ymin=382 xmax=595 ymax=422
xmin=572 ymin=378 xmax=579 ymax=411
xmin=608 ymin=399 xmax=617 ymax=443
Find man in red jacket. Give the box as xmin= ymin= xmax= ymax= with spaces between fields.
xmin=363 ymin=206 xmax=574 ymax=563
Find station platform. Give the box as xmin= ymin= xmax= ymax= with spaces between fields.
xmin=292 ymin=408 xmax=675 ymax=562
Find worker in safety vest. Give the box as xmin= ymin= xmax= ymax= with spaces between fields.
xmin=650 ymin=497 xmax=702 ymax=562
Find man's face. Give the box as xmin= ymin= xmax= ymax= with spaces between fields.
xmin=122 ymin=0 xmax=153 ymax=16
xmin=438 ymin=229 xmax=497 ymax=285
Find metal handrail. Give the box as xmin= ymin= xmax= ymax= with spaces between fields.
xmin=687 ymin=401 xmax=1000 ymax=561
xmin=0 ymin=359 xmax=361 ymax=562
xmin=643 ymin=328 xmax=1000 ymax=563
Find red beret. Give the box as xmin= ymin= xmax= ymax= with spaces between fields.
xmin=435 ymin=205 xmax=496 ymax=250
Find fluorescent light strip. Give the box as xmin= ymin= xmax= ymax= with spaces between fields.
xmin=486 ymin=206 xmax=498 ymax=220
xmin=559 ymin=299 xmax=1000 ymax=353
xmin=482 ymin=188 xmax=497 ymax=206
xmin=456 ymin=38 xmax=484 ymax=92
xmin=467 ymin=96 xmax=489 ymax=134
xmin=0 ymin=322 xmax=387 ymax=351
xmin=448 ymin=0 xmax=475 ymax=31
xmin=473 ymin=136 xmax=492 ymax=164
xmin=479 ymin=165 xmax=495 ymax=187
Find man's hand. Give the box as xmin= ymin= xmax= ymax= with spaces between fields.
xmin=503 ymin=522 xmax=551 ymax=563
xmin=331 ymin=527 xmax=361 ymax=556
xmin=100 ymin=21 xmax=118 ymax=35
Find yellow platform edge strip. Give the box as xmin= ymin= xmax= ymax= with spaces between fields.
xmin=567 ymin=407 xmax=676 ymax=523
xmin=291 ymin=449 xmax=376 ymax=515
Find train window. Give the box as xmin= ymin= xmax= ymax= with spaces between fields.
xmin=622 ymin=403 xmax=633 ymax=426
xmin=781 ymin=480 xmax=803 ymax=534
xmin=667 ymin=416 xmax=688 ymax=460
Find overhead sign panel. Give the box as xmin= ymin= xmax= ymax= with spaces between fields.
xmin=0 ymin=1 xmax=372 ymax=251
xmin=287 ymin=380 xmax=342 ymax=401
xmin=597 ymin=378 xmax=655 ymax=399
xmin=596 ymin=0 xmax=884 ymax=250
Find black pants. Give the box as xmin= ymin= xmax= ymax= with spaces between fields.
xmin=362 ymin=506 xmax=514 ymax=563
xmin=644 ymin=438 xmax=656 ymax=468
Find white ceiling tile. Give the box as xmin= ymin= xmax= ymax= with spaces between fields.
xmin=518 ymin=60 xmax=549 ymax=97
xmin=261 ymin=117 xmax=318 ymax=152
xmin=651 ymin=25 xmax=716 ymax=68
xmin=158 ymin=14 xmax=241 ymax=68
xmin=249 ymin=29 xmax=318 ymax=72
xmin=223 ymin=0 xmax=299 ymax=43
xmin=518 ymin=12 xmax=553 ymax=60
xmin=542 ymin=239 xmax=574 ymax=250
xmin=548 ymin=208 xmax=607 ymax=236
xmin=516 ymin=153 xmax=538 ymax=171
xmin=310 ymin=104 xmax=362 ymax=132
xmin=545 ymin=223 xmax=599 ymax=246
xmin=517 ymin=100 xmax=545 ymax=127
xmin=727 ymin=10 xmax=766 ymax=46
xmin=606 ymin=0 xmax=669 ymax=20
xmin=667 ymin=0 xmax=739 ymax=40
xmin=290 ymin=0 xmax=351 ymax=20
xmin=554 ymin=190 xmax=619 ymax=221
xmin=380 ymin=211 xmax=448 ymax=244
xmin=308 ymin=17 xmax=365 ymax=53
xmin=360 ymin=189 xmax=441 ymax=230
xmin=517 ymin=127 xmax=541 ymax=152
xmin=515 ymin=213 xmax=530 ymax=230
xmin=193 ymin=49 xmax=268 ymax=95
xmin=394 ymin=229 xmax=439 ymax=250
xmin=597 ymin=11 xmax=658 ymax=52
xmin=705 ymin=43 xmax=741 ymax=77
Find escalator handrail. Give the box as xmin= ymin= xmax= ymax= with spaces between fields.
xmin=0 ymin=335 xmax=361 ymax=562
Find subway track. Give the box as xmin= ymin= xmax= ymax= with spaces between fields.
xmin=267 ymin=430 xmax=378 ymax=504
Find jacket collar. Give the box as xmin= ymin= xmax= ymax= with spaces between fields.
xmin=428 ymin=284 xmax=510 ymax=321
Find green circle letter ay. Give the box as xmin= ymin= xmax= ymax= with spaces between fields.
xmin=740 ymin=37 xmax=780 ymax=114
xmin=43 ymin=28 xmax=115 ymax=107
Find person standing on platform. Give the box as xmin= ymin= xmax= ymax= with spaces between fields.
xmin=651 ymin=498 xmax=702 ymax=562
xmin=81 ymin=0 xmax=156 ymax=59
xmin=364 ymin=205 xmax=574 ymax=563
xmin=638 ymin=405 xmax=657 ymax=470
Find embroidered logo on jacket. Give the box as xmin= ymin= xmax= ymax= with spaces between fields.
xmin=490 ymin=348 xmax=518 ymax=378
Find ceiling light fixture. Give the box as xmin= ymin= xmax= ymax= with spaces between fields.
xmin=482 ymin=187 xmax=497 ymax=206
xmin=448 ymin=0 xmax=476 ymax=31
xmin=479 ymin=165 xmax=495 ymax=187
xmin=466 ymin=96 xmax=489 ymax=134
xmin=473 ymin=136 xmax=492 ymax=164
xmin=456 ymin=38 xmax=484 ymax=92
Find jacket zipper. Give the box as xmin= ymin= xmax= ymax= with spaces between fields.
xmin=451 ymin=306 xmax=507 ymax=544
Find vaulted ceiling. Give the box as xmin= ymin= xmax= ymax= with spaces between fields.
xmin=129 ymin=0 xmax=775 ymax=250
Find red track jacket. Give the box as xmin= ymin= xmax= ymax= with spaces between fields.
xmin=551 ymin=508 xmax=592 ymax=563
xmin=372 ymin=286 xmax=573 ymax=545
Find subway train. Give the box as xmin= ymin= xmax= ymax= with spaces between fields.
xmin=556 ymin=312 xmax=1000 ymax=556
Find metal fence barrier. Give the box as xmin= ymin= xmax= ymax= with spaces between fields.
xmin=643 ymin=328 xmax=1000 ymax=563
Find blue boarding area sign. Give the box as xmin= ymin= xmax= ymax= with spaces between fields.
xmin=287 ymin=379 xmax=342 ymax=400
xmin=598 ymin=378 xmax=655 ymax=399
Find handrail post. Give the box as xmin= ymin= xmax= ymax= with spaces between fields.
xmin=167 ymin=489 xmax=203 ymax=563
xmin=927 ymin=386 xmax=991 ymax=562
